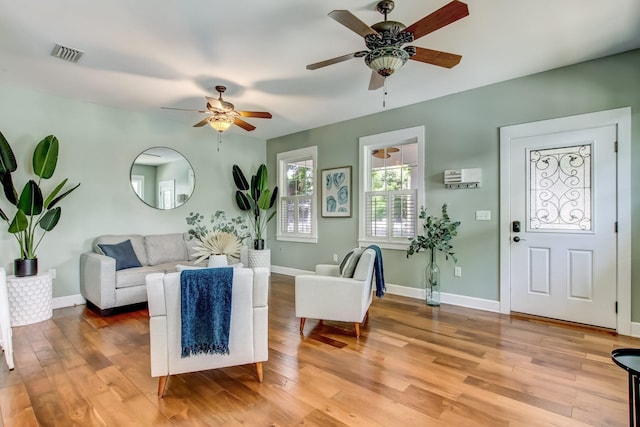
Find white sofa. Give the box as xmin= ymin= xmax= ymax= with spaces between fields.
xmin=146 ymin=267 xmax=269 ymax=397
xmin=80 ymin=233 xmax=201 ymax=315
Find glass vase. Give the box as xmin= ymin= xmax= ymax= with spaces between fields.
xmin=426 ymin=250 xmax=440 ymax=306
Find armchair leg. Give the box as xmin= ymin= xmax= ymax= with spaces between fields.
xmin=299 ymin=318 xmax=306 ymax=334
xmin=354 ymin=322 xmax=360 ymax=338
xmin=256 ymin=362 xmax=264 ymax=382
xmin=364 ymin=309 xmax=370 ymax=325
xmin=157 ymin=375 xmax=169 ymax=397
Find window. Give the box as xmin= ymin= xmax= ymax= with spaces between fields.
xmin=359 ymin=126 xmax=424 ymax=250
xmin=277 ymin=146 xmax=318 ymax=243
xmin=131 ymin=175 xmax=145 ymax=199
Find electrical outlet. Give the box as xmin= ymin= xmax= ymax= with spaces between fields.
xmin=49 ymin=268 xmax=56 ymax=279
xmin=475 ymin=210 xmax=491 ymax=221
xmin=454 ymin=266 xmax=462 ymax=277
xmin=333 ymin=253 xmax=338 ymax=262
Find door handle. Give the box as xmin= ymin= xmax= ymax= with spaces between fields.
xmin=513 ymin=236 xmax=526 ymax=242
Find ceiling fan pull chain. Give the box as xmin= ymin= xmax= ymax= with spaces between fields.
xmin=217 ymin=132 xmax=222 ymax=152
xmin=383 ymin=78 xmax=388 ymax=108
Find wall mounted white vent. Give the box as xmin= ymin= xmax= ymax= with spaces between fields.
xmin=51 ymin=43 xmax=84 ymax=63
xmin=444 ymin=168 xmax=482 ymax=189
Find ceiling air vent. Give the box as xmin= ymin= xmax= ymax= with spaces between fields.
xmin=51 ymin=43 xmax=84 ymax=63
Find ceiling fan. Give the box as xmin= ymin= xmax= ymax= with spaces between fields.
xmin=372 ymin=147 xmax=399 ymax=158
xmin=306 ymin=0 xmax=469 ymax=90
xmin=162 ymin=86 xmax=272 ymax=132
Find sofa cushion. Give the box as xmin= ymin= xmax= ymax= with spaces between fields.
xmin=95 ymin=234 xmax=149 ymax=266
xmin=145 ymin=234 xmax=189 ymax=265
xmin=116 ymin=265 xmax=167 ymax=289
xmin=184 ymin=233 xmax=200 ymax=261
xmin=98 ymin=240 xmax=143 ymax=271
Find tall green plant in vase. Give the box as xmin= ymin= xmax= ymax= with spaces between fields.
xmin=406 ymin=203 xmax=460 ymax=306
xmin=232 ymin=164 xmax=278 ymax=250
xmin=0 ymin=131 xmax=80 ymax=276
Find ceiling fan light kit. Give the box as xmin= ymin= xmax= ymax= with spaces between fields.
xmin=307 ymin=0 xmax=469 ymax=90
xmin=208 ymin=114 xmax=235 ymax=132
xmin=365 ymin=46 xmax=410 ymax=77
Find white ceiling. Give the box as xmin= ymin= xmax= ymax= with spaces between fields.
xmin=1 ymin=0 xmax=639 ymax=140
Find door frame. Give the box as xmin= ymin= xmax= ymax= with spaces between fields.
xmin=499 ymin=107 xmax=631 ymax=334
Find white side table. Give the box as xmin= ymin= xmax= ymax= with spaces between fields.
xmin=6 ymin=272 xmax=53 ymax=326
xmin=248 ymin=249 xmax=271 ymax=274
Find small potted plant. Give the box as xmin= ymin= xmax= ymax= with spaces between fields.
xmin=232 ymin=164 xmax=278 ymax=250
xmin=0 ymin=131 xmax=80 ymax=276
xmin=406 ymin=203 xmax=460 ymax=306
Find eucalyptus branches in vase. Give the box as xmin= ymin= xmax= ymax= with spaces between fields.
xmin=406 ymin=204 xmax=460 ymax=306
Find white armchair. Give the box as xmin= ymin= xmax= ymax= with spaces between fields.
xmin=0 ymin=268 xmax=14 ymax=370
xmin=145 ymin=267 xmax=269 ymax=397
xmin=295 ymin=248 xmax=376 ymax=337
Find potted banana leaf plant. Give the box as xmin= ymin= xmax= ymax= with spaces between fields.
xmin=232 ymin=164 xmax=278 ymax=250
xmin=0 ymin=131 xmax=80 ymax=276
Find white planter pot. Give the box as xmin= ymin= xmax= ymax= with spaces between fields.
xmin=248 ymin=249 xmax=271 ymax=274
xmin=6 ymin=272 xmax=53 ymax=326
xmin=208 ymin=254 xmax=229 ymax=267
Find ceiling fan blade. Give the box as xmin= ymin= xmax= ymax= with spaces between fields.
xmin=162 ymin=107 xmax=208 ymax=114
xmin=193 ymin=117 xmax=211 ymax=127
xmin=328 ymin=10 xmax=378 ymax=38
xmin=410 ymin=47 xmax=462 ymax=68
xmin=307 ymin=52 xmax=361 ymax=70
xmin=404 ymin=0 xmax=469 ymax=40
xmin=368 ymin=71 xmax=385 ymax=90
xmin=238 ymin=111 xmax=272 ymax=119
xmin=234 ymin=117 xmax=256 ymax=131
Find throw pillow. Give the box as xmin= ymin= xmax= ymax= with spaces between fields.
xmin=98 ymin=240 xmax=142 ymax=271
xmin=340 ymin=247 xmax=363 ymax=278
xmin=145 ymin=233 xmax=189 ymax=265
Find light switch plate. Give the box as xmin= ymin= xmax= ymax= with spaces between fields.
xmin=454 ymin=266 xmax=462 ymax=277
xmin=475 ymin=210 xmax=491 ymax=221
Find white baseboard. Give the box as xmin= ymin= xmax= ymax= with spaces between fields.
xmin=52 ymin=294 xmax=85 ymax=310
xmin=271 ymin=265 xmax=313 ymax=276
xmin=629 ymin=322 xmax=640 ymax=338
xmin=274 ymin=266 xmax=500 ymax=314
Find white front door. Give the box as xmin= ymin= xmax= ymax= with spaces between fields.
xmin=509 ymin=125 xmax=617 ymax=328
xmin=158 ymin=180 xmax=175 ymax=209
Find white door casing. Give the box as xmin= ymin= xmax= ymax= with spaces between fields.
xmin=500 ymin=108 xmax=631 ymax=334
xmin=158 ymin=179 xmax=175 ymax=210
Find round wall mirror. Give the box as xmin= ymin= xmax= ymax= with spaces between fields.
xmin=130 ymin=147 xmax=195 ymax=209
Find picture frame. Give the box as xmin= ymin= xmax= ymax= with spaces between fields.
xmin=321 ymin=166 xmax=352 ymax=217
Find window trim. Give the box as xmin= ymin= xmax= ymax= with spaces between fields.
xmin=276 ymin=146 xmax=318 ymax=244
xmin=358 ymin=126 xmax=425 ymax=250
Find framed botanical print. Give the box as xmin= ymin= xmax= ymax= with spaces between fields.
xmin=321 ymin=166 xmax=351 ymax=217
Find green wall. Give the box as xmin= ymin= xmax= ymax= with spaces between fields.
xmin=0 ymin=85 xmax=266 ymax=298
xmin=266 ymin=49 xmax=640 ymax=315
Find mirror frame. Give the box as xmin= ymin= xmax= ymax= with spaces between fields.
xmin=130 ymin=146 xmax=195 ymax=210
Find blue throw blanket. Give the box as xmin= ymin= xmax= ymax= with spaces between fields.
xmin=367 ymin=245 xmax=386 ymax=298
xmin=180 ymin=267 xmax=233 ymax=358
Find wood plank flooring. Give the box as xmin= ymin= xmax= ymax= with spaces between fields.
xmin=1 ymin=273 xmax=638 ymax=426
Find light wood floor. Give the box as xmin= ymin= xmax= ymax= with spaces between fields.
xmin=1 ymin=273 xmax=638 ymax=426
